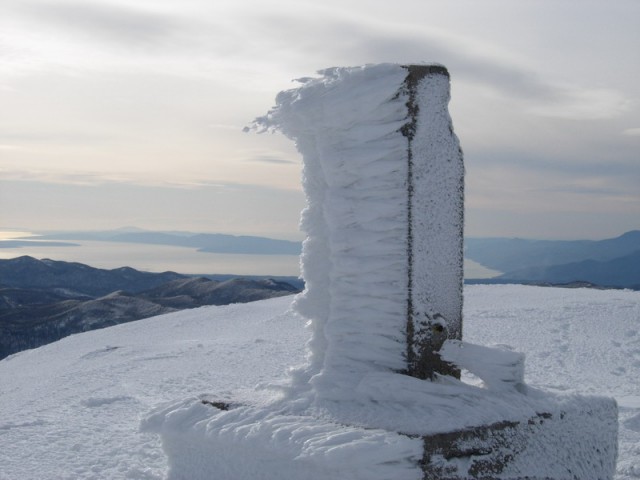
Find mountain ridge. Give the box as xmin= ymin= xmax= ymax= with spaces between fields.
xmin=0 ymin=255 xmax=184 ymax=297
xmin=497 ymin=249 xmax=640 ymax=289
xmin=465 ymin=230 xmax=640 ymax=288
xmin=24 ymin=229 xmax=302 ymax=255
xmin=0 ymin=256 xmax=300 ymax=360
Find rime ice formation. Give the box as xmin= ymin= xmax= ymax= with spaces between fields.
xmin=257 ymin=64 xmax=414 ymax=397
xmin=146 ymin=65 xmax=618 ymax=479
xmin=254 ymin=63 xmax=464 ymax=393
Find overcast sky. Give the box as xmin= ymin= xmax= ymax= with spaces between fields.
xmin=1 ymin=0 xmax=638 ymax=240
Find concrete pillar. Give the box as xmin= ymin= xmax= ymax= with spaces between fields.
xmin=402 ymin=65 xmax=464 ymax=380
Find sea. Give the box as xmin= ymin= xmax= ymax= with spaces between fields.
xmin=0 ymin=231 xmax=500 ymax=278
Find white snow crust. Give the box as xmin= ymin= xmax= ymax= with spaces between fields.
xmin=143 ymin=400 xmax=423 ymax=480
xmin=254 ymin=64 xmax=413 ymax=399
xmin=0 ymin=285 xmax=638 ymax=479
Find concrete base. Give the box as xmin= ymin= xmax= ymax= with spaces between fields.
xmin=144 ymin=399 xmax=424 ymax=480
xmin=422 ymin=405 xmax=618 ymax=479
xmin=144 ymin=391 xmax=617 ymax=480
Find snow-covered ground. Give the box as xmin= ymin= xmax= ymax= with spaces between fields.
xmin=0 ymin=285 xmax=638 ymax=479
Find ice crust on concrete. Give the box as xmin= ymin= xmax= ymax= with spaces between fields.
xmin=440 ymin=340 xmax=526 ymax=393
xmin=145 ymin=391 xmax=617 ymax=480
xmin=410 ymin=72 xmax=464 ymax=340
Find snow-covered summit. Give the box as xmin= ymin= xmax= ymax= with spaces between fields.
xmin=0 ymin=286 xmax=638 ymax=479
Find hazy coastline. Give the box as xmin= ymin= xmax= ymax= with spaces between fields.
xmin=0 ymin=233 xmax=499 ymax=278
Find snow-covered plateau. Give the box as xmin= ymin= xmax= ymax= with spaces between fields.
xmin=0 ymin=285 xmax=638 ymax=479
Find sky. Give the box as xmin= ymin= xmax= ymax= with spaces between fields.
xmin=1 ymin=0 xmax=638 ymax=241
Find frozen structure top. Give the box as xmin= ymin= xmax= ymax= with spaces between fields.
xmin=255 ymin=64 xmax=464 ymax=399
xmin=145 ymin=64 xmax=618 ymax=480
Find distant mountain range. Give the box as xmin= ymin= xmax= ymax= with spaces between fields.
xmin=1 ymin=227 xmax=637 ymax=359
xmin=0 ymin=256 xmax=300 ymax=360
xmin=465 ymin=230 xmax=640 ymax=289
xmin=23 ymin=228 xmax=302 ymax=255
xmin=1 ymin=255 xmax=184 ymax=296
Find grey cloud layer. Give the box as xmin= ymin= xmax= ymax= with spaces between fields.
xmin=6 ymin=0 xmax=630 ymax=121
xmin=16 ymin=1 xmax=183 ymax=48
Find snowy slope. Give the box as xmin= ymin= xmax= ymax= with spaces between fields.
xmin=0 ymin=297 xmax=306 ymax=480
xmin=0 ymin=285 xmax=639 ymax=479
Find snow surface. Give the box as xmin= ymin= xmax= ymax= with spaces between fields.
xmin=0 ymin=285 xmax=638 ymax=479
xmin=0 ymin=298 xmax=305 ymax=480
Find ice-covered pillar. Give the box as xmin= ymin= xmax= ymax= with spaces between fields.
xmin=403 ymin=65 xmax=464 ymax=380
xmin=254 ymin=63 xmax=464 ymax=391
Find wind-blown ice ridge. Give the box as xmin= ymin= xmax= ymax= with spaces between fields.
xmin=253 ymin=64 xmax=416 ymax=400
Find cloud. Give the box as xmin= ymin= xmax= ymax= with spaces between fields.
xmin=4 ymin=0 xmax=632 ymax=125
xmin=15 ymin=1 xmax=184 ymax=49
xmin=622 ymin=127 xmax=640 ymax=137
xmin=471 ymin=149 xmax=638 ymax=178
xmin=0 ymin=130 xmax=113 ymax=146
xmin=465 ymin=147 xmax=640 ymax=216
xmin=0 ymin=169 xmax=142 ymax=187
xmin=248 ymin=155 xmax=297 ymax=165
xmin=536 ymin=184 xmax=626 ymax=197
xmin=526 ymin=86 xmax=630 ymax=120
xmin=0 ymin=175 xmax=306 ymax=239
xmin=0 ymin=167 xmax=299 ymax=192
xmin=207 ymin=123 xmax=245 ymax=131
xmin=242 ymin=10 xmax=630 ymax=122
